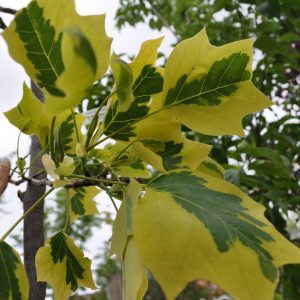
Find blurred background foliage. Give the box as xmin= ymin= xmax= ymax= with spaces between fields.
xmin=65 ymin=0 xmax=300 ymax=299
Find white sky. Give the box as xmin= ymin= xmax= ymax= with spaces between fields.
xmin=0 ymin=0 xmax=175 ymax=253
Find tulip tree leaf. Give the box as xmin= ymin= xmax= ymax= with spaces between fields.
xmin=131 ymin=112 xmax=211 ymax=172
xmin=102 ymin=64 xmax=163 ymax=141
xmin=110 ymin=53 xmax=134 ymax=112
xmin=2 ymin=0 xmax=111 ymax=94
xmin=196 ymin=156 xmax=225 ymax=179
xmin=102 ymin=37 xmax=164 ymax=141
xmin=161 ymin=29 xmax=272 ymax=136
xmin=133 ymin=170 xmax=300 ymax=300
xmin=110 ymin=179 xmax=142 ymax=259
xmin=123 ymin=237 xmax=148 ymax=300
xmin=0 ymin=241 xmax=29 ymax=300
xmin=69 ymin=187 xmax=99 ymax=222
xmin=4 ymin=84 xmax=50 ymax=145
xmin=36 ymin=231 xmax=96 ymax=299
xmin=45 ymin=29 xmax=97 ymax=115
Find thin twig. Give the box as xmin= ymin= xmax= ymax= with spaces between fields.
xmin=0 ymin=6 xmax=17 ymax=15
xmin=0 ymin=17 xmax=7 ymax=29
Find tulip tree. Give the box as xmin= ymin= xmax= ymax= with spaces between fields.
xmin=1 ymin=1 xmax=300 ymax=299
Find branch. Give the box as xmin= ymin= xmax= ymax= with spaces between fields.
xmin=0 ymin=17 xmax=7 ymax=29
xmin=0 ymin=6 xmax=17 ymax=15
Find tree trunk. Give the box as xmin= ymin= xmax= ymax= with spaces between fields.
xmin=107 ymin=273 xmax=123 ymax=300
xmin=23 ymin=81 xmax=47 ymax=300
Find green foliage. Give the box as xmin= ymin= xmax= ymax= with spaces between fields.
xmin=1 ymin=1 xmax=300 ymax=300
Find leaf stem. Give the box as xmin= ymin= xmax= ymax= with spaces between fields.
xmin=0 ymin=187 xmax=55 ymax=241
xmin=71 ymin=109 xmax=80 ymax=143
xmin=66 ymin=174 xmax=127 ymax=186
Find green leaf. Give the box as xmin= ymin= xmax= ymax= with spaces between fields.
xmin=123 ymin=237 xmax=148 ymax=300
xmin=0 ymin=242 xmax=29 ymax=300
xmin=36 ymin=231 xmax=96 ymax=299
xmin=110 ymin=179 xmax=141 ymax=259
xmin=110 ymin=53 xmax=134 ymax=112
xmin=69 ymin=187 xmax=99 ymax=222
xmin=161 ymin=29 xmax=272 ymax=136
xmin=133 ymin=170 xmax=300 ymax=300
xmin=2 ymin=0 xmax=111 ymax=94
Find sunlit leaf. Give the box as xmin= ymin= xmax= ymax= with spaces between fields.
xmin=0 ymin=242 xmax=29 ymax=300
xmin=196 ymin=156 xmax=225 ymax=179
xmin=36 ymin=231 xmax=96 ymax=299
xmin=161 ymin=29 xmax=272 ymax=136
xmin=133 ymin=170 xmax=300 ymax=300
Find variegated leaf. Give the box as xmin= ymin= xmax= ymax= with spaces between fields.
xmin=133 ymin=170 xmax=300 ymax=300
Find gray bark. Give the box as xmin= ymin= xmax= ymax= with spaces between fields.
xmin=23 ymin=81 xmax=47 ymax=300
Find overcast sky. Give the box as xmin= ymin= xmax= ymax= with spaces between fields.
xmin=0 ymin=0 xmax=175 ymax=250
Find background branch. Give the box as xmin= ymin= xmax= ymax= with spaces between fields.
xmin=0 ymin=6 xmax=17 ymax=15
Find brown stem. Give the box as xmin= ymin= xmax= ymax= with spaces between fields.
xmin=0 ymin=6 xmax=17 ymax=14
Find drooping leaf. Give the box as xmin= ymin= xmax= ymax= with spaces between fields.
xmin=110 ymin=179 xmax=141 ymax=259
xmin=2 ymin=0 xmax=111 ymax=94
xmin=36 ymin=231 xmax=96 ymax=299
xmin=0 ymin=242 xmax=29 ymax=300
xmin=123 ymin=237 xmax=148 ymax=300
xmin=131 ymin=112 xmax=211 ymax=171
xmin=110 ymin=53 xmax=134 ymax=112
xmin=4 ymin=84 xmax=50 ymax=145
xmin=101 ymin=38 xmax=164 ymax=141
xmin=161 ymin=29 xmax=272 ymax=136
xmin=133 ymin=170 xmax=300 ymax=300
xmin=69 ymin=187 xmax=99 ymax=222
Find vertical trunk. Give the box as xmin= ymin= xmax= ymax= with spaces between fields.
xmin=107 ymin=273 xmax=123 ymax=300
xmin=23 ymin=82 xmax=46 ymax=300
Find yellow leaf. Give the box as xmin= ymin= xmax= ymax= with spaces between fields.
xmin=4 ymin=84 xmax=50 ymax=145
xmin=123 ymin=237 xmax=148 ymax=300
xmin=162 ymin=29 xmax=272 ymax=136
xmin=133 ymin=170 xmax=300 ymax=300
xmin=196 ymin=156 xmax=225 ymax=179
xmin=36 ymin=231 xmax=96 ymax=300
xmin=110 ymin=180 xmax=141 ymax=259
xmin=55 ymin=156 xmax=76 ymax=176
xmin=42 ymin=154 xmax=59 ymax=180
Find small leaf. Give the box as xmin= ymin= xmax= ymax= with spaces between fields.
xmin=123 ymin=237 xmax=148 ymax=300
xmin=36 ymin=231 xmax=96 ymax=299
xmin=133 ymin=170 xmax=300 ymax=300
xmin=69 ymin=187 xmax=99 ymax=222
xmin=4 ymin=84 xmax=50 ymax=145
xmin=132 ymin=111 xmax=211 ymax=172
xmin=110 ymin=53 xmax=134 ymax=112
xmin=162 ymin=29 xmax=272 ymax=136
xmin=0 ymin=241 xmax=29 ymax=300
xmin=55 ymin=156 xmax=76 ymax=176
xmin=42 ymin=154 xmax=59 ymax=180
xmin=110 ymin=179 xmax=141 ymax=259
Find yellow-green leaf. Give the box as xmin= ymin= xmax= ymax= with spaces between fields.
xmin=4 ymin=84 xmax=50 ymax=145
xmin=123 ymin=237 xmax=148 ymax=300
xmin=68 ymin=187 xmax=99 ymax=222
xmin=110 ymin=180 xmax=141 ymax=259
xmin=110 ymin=53 xmax=134 ymax=112
xmin=42 ymin=154 xmax=60 ymax=180
xmin=36 ymin=231 xmax=96 ymax=299
xmin=161 ymin=29 xmax=272 ymax=136
xmin=2 ymin=0 xmax=111 ymax=95
xmin=0 ymin=241 xmax=29 ymax=300
xmin=45 ymin=29 xmax=97 ymax=114
xmin=196 ymin=156 xmax=225 ymax=179
xmin=133 ymin=170 xmax=300 ymax=300
xmin=101 ymin=38 xmax=164 ymax=141
xmin=131 ymin=111 xmax=211 ymax=171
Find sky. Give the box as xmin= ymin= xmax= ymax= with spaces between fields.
xmin=0 ymin=0 xmax=176 ymax=252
